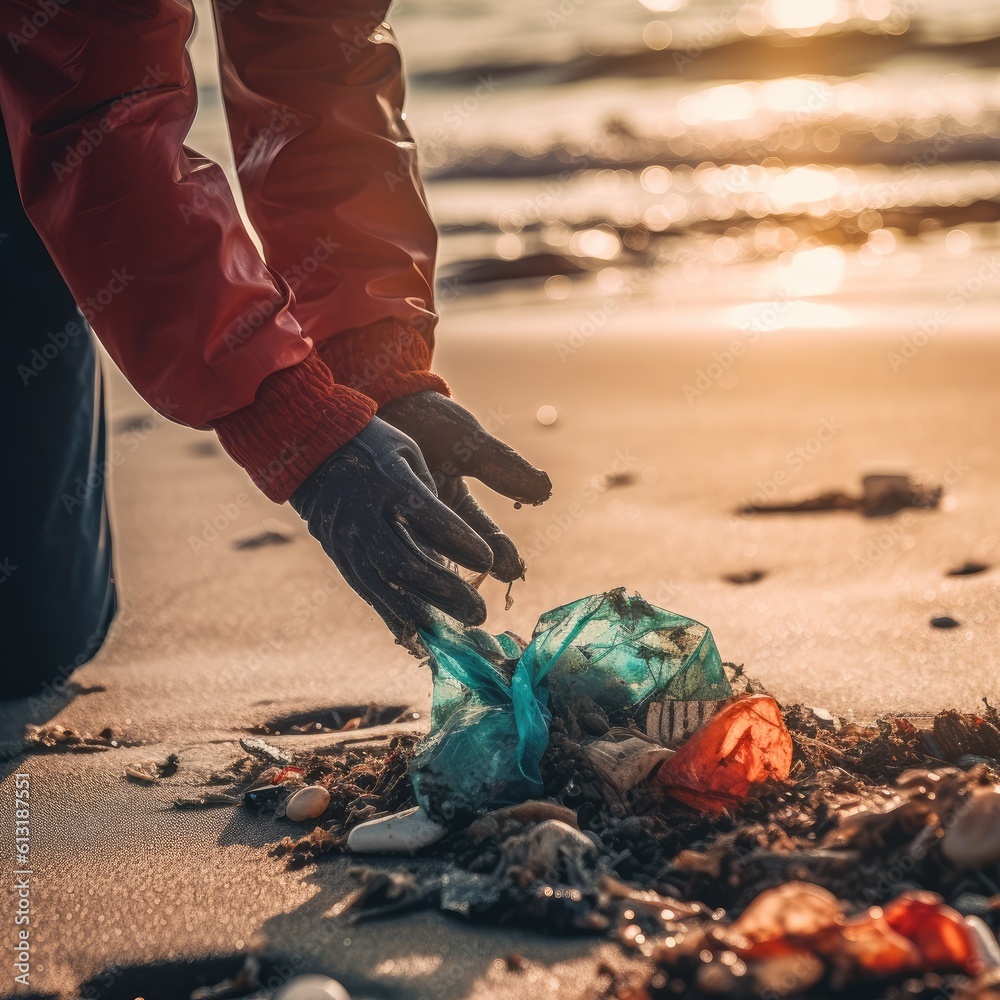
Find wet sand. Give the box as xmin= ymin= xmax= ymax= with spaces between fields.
xmin=2 ymin=313 xmax=998 ymax=999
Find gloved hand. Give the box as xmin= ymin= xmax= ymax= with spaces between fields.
xmin=379 ymin=391 xmax=552 ymax=583
xmin=289 ymin=418 xmax=497 ymax=641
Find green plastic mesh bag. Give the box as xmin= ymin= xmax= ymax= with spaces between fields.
xmin=408 ymin=588 xmax=729 ymax=824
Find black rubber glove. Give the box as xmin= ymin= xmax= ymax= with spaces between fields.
xmin=289 ymin=418 xmax=496 ymax=640
xmin=379 ymin=391 xmax=552 ymax=583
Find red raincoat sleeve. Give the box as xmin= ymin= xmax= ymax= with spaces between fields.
xmin=211 ymin=0 xmax=450 ymax=407
xmin=0 ymin=0 xmax=376 ymax=502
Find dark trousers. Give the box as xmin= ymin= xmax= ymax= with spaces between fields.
xmin=1 ymin=121 xmax=116 ymax=699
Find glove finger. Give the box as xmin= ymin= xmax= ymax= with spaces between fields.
xmin=319 ymin=532 xmax=425 ymax=641
xmin=347 ymin=544 xmax=439 ymax=636
xmin=381 ymin=522 xmax=488 ymax=626
xmin=395 ymin=481 xmax=495 ymax=574
xmin=463 ymin=435 xmax=553 ymax=505
xmin=395 ymin=430 xmax=439 ymax=496
xmin=451 ymin=489 xmax=526 ymax=583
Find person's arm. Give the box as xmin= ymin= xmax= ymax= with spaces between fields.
xmin=0 ymin=0 xmax=374 ymax=502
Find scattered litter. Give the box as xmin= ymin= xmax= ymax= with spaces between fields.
xmin=739 ymin=472 xmax=941 ymax=518
xmin=124 ymin=753 xmax=179 ymax=784
xmin=179 ymin=589 xmax=1000 ymax=999
xmin=723 ymin=569 xmax=766 ymax=585
xmin=931 ymin=615 xmax=961 ymax=629
xmin=272 ymin=975 xmax=351 ymax=1000
xmin=285 ymin=786 xmax=331 ymax=823
xmin=23 ymin=723 xmax=140 ymax=753
xmin=947 ymin=561 xmax=989 ymax=577
xmin=239 ymin=736 xmax=294 ymax=766
xmin=347 ymin=805 xmax=447 ymax=854
xmin=173 ymin=793 xmax=242 ymax=809
xmin=125 ymin=763 xmax=160 ymax=784
xmin=232 ymin=520 xmax=293 ymax=550
xmin=654 ymin=695 xmax=793 ymax=814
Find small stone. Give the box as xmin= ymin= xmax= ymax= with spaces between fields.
xmin=272 ymin=975 xmax=351 ymax=1000
xmin=347 ymin=805 xmax=447 ymax=854
xmin=285 ymin=785 xmax=331 ymax=822
xmin=941 ymin=787 xmax=1000 ymax=868
xmin=930 ymin=616 xmax=961 ymax=629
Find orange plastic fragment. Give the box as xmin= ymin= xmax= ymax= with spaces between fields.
xmin=727 ymin=882 xmax=844 ymax=959
xmin=655 ymin=695 xmax=793 ymax=813
xmin=882 ymin=893 xmax=978 ymax=974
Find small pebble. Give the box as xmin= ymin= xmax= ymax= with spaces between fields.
xmin=272 ymin=975 xmax=351 ymax=1000
xmin=285 ymin=785 xmax=331 ymax=822
xmin=536 ymin=404 xmax=558 ymax=426
xmin=930 ymin=616 xmax=961 ymax=629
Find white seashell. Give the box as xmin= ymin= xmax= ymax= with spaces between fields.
xmin=966 ymin=916 xmax=1000 ymax=972
xmin=582 ymin=737 xmax=674 ymax=797
xmin=284 ymin=785 xmax=330 ymax=822
xmin=347 ymin=805 xmax=447 ymax=854
xmin=941 ymin=787 xmax=1000 ymax=869
xmin=272 ymin=974 xmax=351 ymax=1000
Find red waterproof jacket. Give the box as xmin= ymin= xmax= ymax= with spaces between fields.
xmin=0 ymin=0 xmax=448 ymax=501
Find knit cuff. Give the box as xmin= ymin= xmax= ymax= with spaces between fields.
xmin=315 ymin=317 xmax=450 ymax=409
xmin=209 ymin=350 xmax=377 ymax=502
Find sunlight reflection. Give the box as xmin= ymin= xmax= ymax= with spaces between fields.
xmin=764 ymin=0 xmax=844 ymax=32
xmin=779 ymin=245 xmax=847 ymax=297
xmin=729 ymin=300 xmax=855 ymax=332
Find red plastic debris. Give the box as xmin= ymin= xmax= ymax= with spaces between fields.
xmin=654 ymin=695 xmax=793 ymax=813
xmin=725 ymin=884 xmax=978 ymax=981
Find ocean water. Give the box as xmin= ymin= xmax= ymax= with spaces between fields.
xmin=192 ymin=0 xmax=1000 ymax=335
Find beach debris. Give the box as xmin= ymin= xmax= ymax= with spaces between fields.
xmin=189 ymin=955 xmax=260 ymax=999
xmin=468 ymin=800 xmax=580 ymax=841
xmin=723 ymin=569 xmax=766 ymax=585
xmin=409 ymin=590 xmax=727 ymax=824
xmin=125 ymin=762 xmax=160 ymax=784
xmin=173 ymin=793 xmax=242 ymax=809
xmin=232 ymin=520 xmax=293 ymax=550
xmin=966 ymin=915 xmax=1000 ymax=971
xmin=654 ymin=695 xmax=793 ymax=814
xmin=271 ymin=975 xmax=351 ymax=1000
xmin=498 ymin=818 xmax=598 ymax=886
xmin=581 ymin=736 xmax=675 ymax=811
xmin=739 ymin=472 xmax=941 ymax=518
xmin=124 ymin=753 xmax=180 ymax=784
xmin=347 ymin=805 xmax=447 ymax=854
xmin=239 ymin=736 xmax=294 ymax=766
xmin=947 ymin=561 xmax=990 ymax=577
xmin=931 ymin=615 xmax=961 ymax=629
xmin=941 ymin=786 xmax=1000 ymax=869
xmin=285 ymin=786 xmax=331 ymax=823
xmin=23 ymin=723 xmax=140 ymax=753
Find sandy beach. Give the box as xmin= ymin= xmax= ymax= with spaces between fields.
xmin=2 ymin=311 xmax=998 ymax=998
xmin=3 ymin=0 xmax=1000 ymax=995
